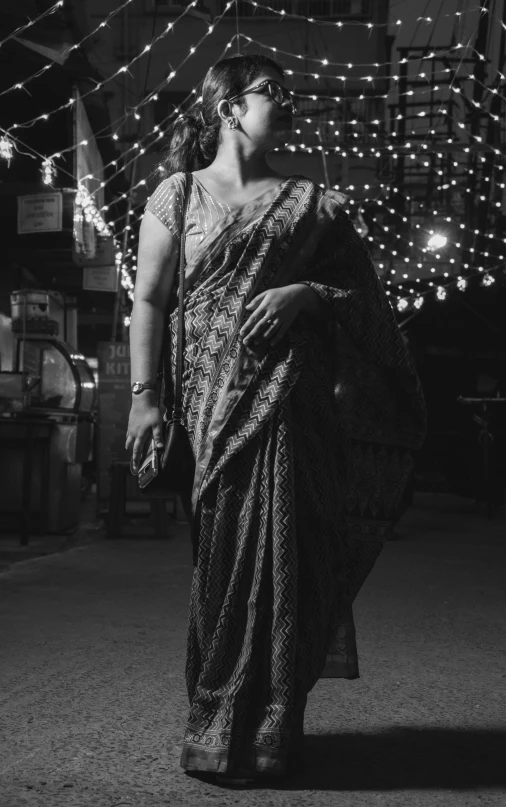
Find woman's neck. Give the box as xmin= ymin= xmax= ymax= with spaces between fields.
xmin=206 ymin=143 xmax=278 ymax=188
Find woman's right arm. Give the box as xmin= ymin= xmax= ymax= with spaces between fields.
xmin=126 ymin=209 xmax=179 ymax=470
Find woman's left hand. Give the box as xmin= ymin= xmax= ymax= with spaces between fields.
xmin=240 ymin=285 xmax=307 ymax=347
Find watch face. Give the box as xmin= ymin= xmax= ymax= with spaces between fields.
xmin=132 ymin=382 xmax=142 ymax=394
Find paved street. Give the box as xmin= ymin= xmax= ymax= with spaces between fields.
xmin=1 ymin=492 xmax=505 ymax=807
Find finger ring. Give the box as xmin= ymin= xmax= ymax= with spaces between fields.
xmin=266 ymin=318 xmax=273 ymax=325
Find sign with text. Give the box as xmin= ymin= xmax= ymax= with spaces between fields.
xmin=17 ymin=193 xmax=63 ymax=234
xmin=73 ymin=234 xmax=115 ymax=267
xmin=97 ymin=341 xmax=131 ymax=506
xmin=83 ymin=265 xmax=118 ymax=293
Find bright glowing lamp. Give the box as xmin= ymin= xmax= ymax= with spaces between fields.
xmin=427 ymin=233 xmax=447 ymax=251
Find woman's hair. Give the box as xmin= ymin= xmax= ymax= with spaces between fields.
xmin=156 ymin=53 xmax=284 ymax=177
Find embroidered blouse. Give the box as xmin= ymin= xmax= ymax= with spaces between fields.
xmin=144 ymin=172 xmax=231 ymax=268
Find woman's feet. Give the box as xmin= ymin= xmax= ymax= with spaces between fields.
xmin=185 ymin=768 xmax=256 ymax=788
xmin=215 ymin=768 xmax=256 ymax=788
xmin=186 ymin=753 xmax=304 ymax=788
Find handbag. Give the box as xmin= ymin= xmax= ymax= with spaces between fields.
xmin=132 ymin=172 xmax=196 ymax=501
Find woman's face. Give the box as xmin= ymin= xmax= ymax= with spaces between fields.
xmin=231 ymin=69 xmax=295 ymax=151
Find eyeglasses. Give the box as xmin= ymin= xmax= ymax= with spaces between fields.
xmin=227 ymin=80 xmax=297 ymax=115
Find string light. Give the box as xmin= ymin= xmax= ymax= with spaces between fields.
xmin=481 ymin=274 xmax=495 ymax=287
xmin=8 ymin=25 xmax=499 ymax=153
xmin=0 ymin=1 xmax=64 ymax=50
xmin=71 ymin=30 xmax=239 ymax=201
xmin=0 ymin=134 xmax=14 ymax=166
xmin=239 ymin=0 xmax=493 ymax=28
xmin=8 ymin=35 xmax=501 ymax=200
xmin=104 ymin=182 xmax=503 ymax=309
xmin=394 ymin=263 xmax=503 ymax=312
xmin=0 ymin=0 xmax=138 ymax=99
xmin=42 ymin=5 xmax=234 ymax=174
xmin=41 ymin=157 xmax=57 ymax=186
xmin=359 ymin=184 xmax=506 ymax=252
xmin=105 ymin=174 xmax=503 ymax=282
xmin=242 ymin=0 xmax=402 ymax=26
xmin=75 ymin=185 xmax=111 ymax=237
xmin=3 ymin=6 xmax=504 ymax=315
xmin=240 ymin=34 xmax=465 ymax=70
xmin=5 ymin=0 xmax=201 ymax=134
xmin=115 ymin=249 xmax=134 ymax=300
xmin=0 ymin=10 xmax=234 ymax=227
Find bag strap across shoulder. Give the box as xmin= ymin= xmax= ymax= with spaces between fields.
xmin=172 ymin=172 xmax=193 ymax=422
xmin=156 ymin=171 xmax=193 ymax=419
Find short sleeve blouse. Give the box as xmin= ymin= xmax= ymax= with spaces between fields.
xmin=144 ymin=172 xmax=231 ymax=267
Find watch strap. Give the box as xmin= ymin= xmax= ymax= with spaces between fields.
xmin=132 ymin=381 xmax=156 ymax=393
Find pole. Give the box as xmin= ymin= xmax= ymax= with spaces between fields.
xmin=316 ymin=128 xmax=331 ymax=187
xmin=235 ymin=0 xmax=240 ymax=54
xmin=110 ymin=159 xmax=138 ymax=342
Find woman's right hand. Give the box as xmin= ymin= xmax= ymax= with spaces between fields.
xmin=126 ymin=394 xmax=164 ymax=472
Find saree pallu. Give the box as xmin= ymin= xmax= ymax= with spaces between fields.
xmin=166 ymin=176 xmax=426 ymax=776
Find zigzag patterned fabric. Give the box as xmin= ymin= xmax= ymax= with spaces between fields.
xmin=163 ymin=176 xmax=426 ymax=777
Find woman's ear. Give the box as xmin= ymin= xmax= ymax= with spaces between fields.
xmin=216 ymin=100 xmax=232 ymax=123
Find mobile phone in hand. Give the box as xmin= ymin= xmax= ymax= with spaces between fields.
xmin=136 ymin=440 xmax=160 ymax=488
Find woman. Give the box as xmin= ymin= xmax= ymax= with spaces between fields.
xmin=126 ymin=54 xmax=426 ymax=786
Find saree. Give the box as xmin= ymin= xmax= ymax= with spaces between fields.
xmin=165 ymin=175 xmax=426 ymax=776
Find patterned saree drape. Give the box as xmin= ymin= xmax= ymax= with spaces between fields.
xmin=167 ymin=177 xmax=427 ymax=776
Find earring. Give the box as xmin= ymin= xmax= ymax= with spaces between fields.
xmin=227 ymin=116 xmax=238 ymax=130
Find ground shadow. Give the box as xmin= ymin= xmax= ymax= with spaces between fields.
xmin=270 ymin=728 xmax=506 ymax=791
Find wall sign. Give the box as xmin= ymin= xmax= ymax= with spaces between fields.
xmin=83 ymin=265 xmax=118 ymax=292
xmin=97 ymin=341 xmax=131 ymax=507
xmin=17 ymin=193 xmax=63 ymax=234
xmin=73 ymin=234 xmax=115 ymax=267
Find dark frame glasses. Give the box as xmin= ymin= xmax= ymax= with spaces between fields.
xmin=227 ymin=79 xmax=297 ymax=115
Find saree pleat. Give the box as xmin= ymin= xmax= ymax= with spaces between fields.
xmin=162 ymin=176 xmax=427 ymax=775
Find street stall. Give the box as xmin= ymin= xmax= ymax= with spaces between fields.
xmin=0 ymin=289 xmax=96 ymax=544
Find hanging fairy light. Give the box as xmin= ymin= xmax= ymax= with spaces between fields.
xmin=0 ymin=134 xmax=14 ymax=166
xmin=4 ymin=0 xmax=218 ymax=138
xmin=0 ymin=0 xmax=137 ymax=100
xmin=0 ymin=1 xmax=64 ymax=50
xmin=4 ymin=2 xmax=504 ymax=330
xmin=240 ymin=0 xmax=495 ymax=29
xmin=75 ymin=184 xmax=111 ymax=236
xmin=481 ymin=274 xmax=495 ymax=287
xmin=41 ymin=157 xmax=56 ymax=185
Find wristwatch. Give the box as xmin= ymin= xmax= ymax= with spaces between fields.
xmin=131 ymin=381 xmax=156 ymax=395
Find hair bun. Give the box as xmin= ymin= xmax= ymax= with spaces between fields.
xmin=184 ymin=106 xmax=206 ymax=129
